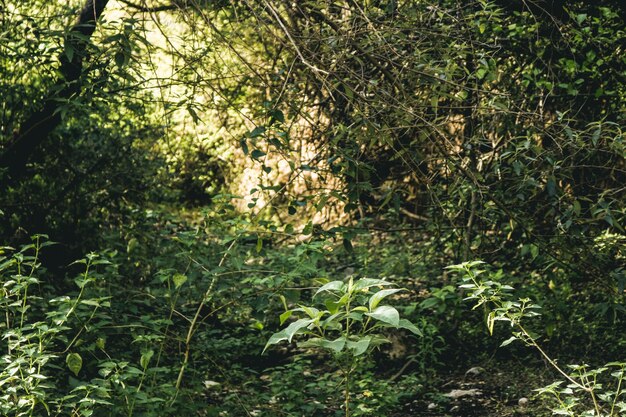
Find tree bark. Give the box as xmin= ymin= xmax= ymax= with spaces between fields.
xmin=0 ymin=0 xmax=109 ymax=180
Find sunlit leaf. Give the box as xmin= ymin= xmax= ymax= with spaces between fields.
xmin=365 ymin=305 xmax=399 ymax=326
xmin=369 ymin=288 xmax=403 ymax=311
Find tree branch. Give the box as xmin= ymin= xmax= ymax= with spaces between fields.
xmin=0 ymin=0 xmax=109 ymax=180
xmin=118 ymin=0 xmax=179 ymax=13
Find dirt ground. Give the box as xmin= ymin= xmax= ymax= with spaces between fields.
xmin=396 ymin=358 xmax=555 ymax=416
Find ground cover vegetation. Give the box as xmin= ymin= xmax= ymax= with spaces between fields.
xmin=1 ymin=0 xmax=625 ymax=415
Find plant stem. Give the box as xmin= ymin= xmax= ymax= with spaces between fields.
xmin=609 ymin=365 xmax=624 ymax=416
xmin=345 ymin=365 xmax=350 ymax=417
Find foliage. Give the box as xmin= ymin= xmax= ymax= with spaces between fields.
xmin=451 ymin=260 xmax=626 ymax=417
xmin=1 ymin=0 xmax=626 ymax=416
xmin=265 ymin=277 xmax=421 ymax=416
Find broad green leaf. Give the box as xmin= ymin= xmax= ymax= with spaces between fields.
xmin=66 ymin=353 xmax=82 ymax=376
xmin=398 ymin=319 xmax=423 ymax=336
xmin=251 ymin=149 xmax=266 ymax=160
xmin=263 ymin=330 xmax=287 ymax=353
xmin=300 ymin=337 xmax=346 ymax=352
xmin=284 ymin=318 xmax=315 ymax=342
xmin=420 ymin=297 xmax=439 ymax=309
xmin=347 ymin=336 xmax=371 ymax=356
xmin=325 ymin=299 xmax=341 ymax=314
xmin=347 ymin=312 xmax=364 ymax=321
xmin=365 ymin=305 xmax=399 ymax=326
xmin=353 ymin=278 xmax=393 ymax=291
xmin=172 ymin=273 xmax=187 ymax=289
xmin=314 ymin=280 xmax=344 ymax=297
xmin=298 ymin=305 xmax=320 ymax=319
xmin=369 ymin=288 xmax=403 ymax=311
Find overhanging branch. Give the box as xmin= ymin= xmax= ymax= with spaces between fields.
xmin=118 ymin=0 xmax=179 ymax=12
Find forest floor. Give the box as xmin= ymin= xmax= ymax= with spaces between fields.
xmin=395 ymin=358 xmax=554 ymax=417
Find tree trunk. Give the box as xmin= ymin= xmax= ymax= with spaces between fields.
xmin=0 ymin=0 xmax=109 ymax=180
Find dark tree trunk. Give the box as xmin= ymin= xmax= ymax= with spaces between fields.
xmin=0 ymin=0 xmax=109 ymax=180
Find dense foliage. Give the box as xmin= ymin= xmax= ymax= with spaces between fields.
xmin=1 ymin=0 xmax=625 ymax=416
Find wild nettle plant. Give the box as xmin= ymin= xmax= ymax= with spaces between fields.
xmin=264 ymin=277 xmax=422 ymax=417
xmin=449 ymin=261 xmax=626 ymax=417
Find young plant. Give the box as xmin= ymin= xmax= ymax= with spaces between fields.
xmin=0 ymin=236 xmax=114 ymax=416
xmin=264 ymin=277 xmax=422 ymax=416
xmin=449 ymin=261 xmax=626 ymax=417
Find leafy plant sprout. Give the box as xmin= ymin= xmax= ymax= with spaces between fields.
xmin=450 ymin=261 xmax=625 ymax=417
xmin=264 ymin=277 xmax=422 ymax=417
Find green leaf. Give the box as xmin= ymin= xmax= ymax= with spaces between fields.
xmin=187 ymin=106 xmax=200 ymax=124
xmin=262 ymin=317 xmax=316 ymax=353
xmin=172 ymin=273 xmax=187 ymax=289
xmin=140 ymin=349 xmax=154 ymax=369
xmin=269 ymin=109 xmax=285 ymax=124
xmin=300 ymin=337 xmax=346 ymax=352
xmin=240 ymin=138 xmax=249 ymax=155
xmin=353 ymin=278 xmax=393 ymax=291
xmin=314 ymin=280 xmax=345 ymax=297
xmin=398 ymin=318 xmax=423 ymax=336
xmin=369 ymin=288 xmax=403 ymax=311
xmin=347 ymin=312 xmax=364 ymax=321
xmin=284 ymin=318 xmax=315 ymax=342
xmin=343 ymin=238 xmax=353 ymax=253
xmin=249 ymin=126 xmax=266 ymax=138
xmin=65 ymin=45 xmax=74 ymax=62
xmin=114 ymin=51 xmax=126 ymax=68
xmin=346 ymin=336 xmax=371 ymax=356
xmin=487 ymin=311 xmax=495 ymax=335
xmin=325 ymin=300 xmax=342 ymax=314
xmin=251 ymin=149 xmax=266 ymax=160
xmin=530 ymin=244 xmax=539 ymax=260
xmin=263 ymin=330 xmax=287 ymax=354
xmin=500 ymin=336 xmax=518 ymax=347
xmin=365 ymin=305 xmax=400 ymax=326
xmin=298 ymin=305 xmax=320 ymax=319
xmin=279 ymin=310 xmax=292 ymax=325
xmin=66 ymin=353 xmax=82 ymax=376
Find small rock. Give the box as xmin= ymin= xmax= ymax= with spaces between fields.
xmin=518 ymin=397 xmax=529 ymax=407
xmin=443 ymin=388 xmax=483 ymax=399
xmin=427 ymin=402 xmax=437 ymax=410
xmin=465 ymin=366 xmax=485 ymax=378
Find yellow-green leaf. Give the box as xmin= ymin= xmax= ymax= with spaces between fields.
xmin=173 ymin=273 xmax=187 ymax=289
xmin=66 ymin=353 xmax=82 ymax=376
